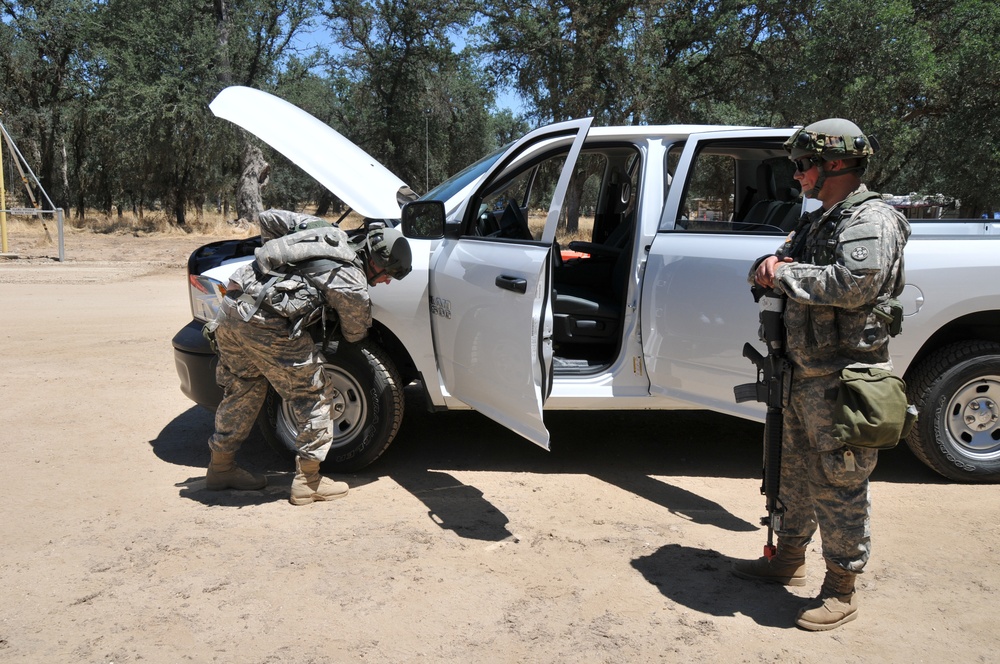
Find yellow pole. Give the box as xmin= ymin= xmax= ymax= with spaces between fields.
xmin=0 ymin=111 xmax=7 ymax=254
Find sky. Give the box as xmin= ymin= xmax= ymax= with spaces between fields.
xmin=292 ymin=20 xmax=527 ymax=115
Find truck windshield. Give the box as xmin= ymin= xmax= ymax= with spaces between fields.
xmin=420 ymin=143 xmax=512 ymax=203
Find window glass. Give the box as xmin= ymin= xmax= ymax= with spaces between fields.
xmin=678 ymin=153 xmax=735 ymax=230
xmin=552 ymin=152 xmax=608 ymax=248
xmin=421 ymin=144 xmax=509 ymax=202
xmin=676 ymin=141 xmax=800 ymax=234
xmin=465 ymin=144 xmax=642 ymax=247
xmin=468 ymin=152 xmax=569 ymax=240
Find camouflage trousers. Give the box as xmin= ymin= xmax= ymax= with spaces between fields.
xmin=777 ymin=371 xmax=877 ymax=573
xmin=207 ymin=309 xmax=334 ymax=461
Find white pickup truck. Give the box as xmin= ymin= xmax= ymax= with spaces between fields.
xmin=172 ymin=87 xmax=1000 ymax=482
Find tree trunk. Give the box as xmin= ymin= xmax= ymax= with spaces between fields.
xmin=562 ymin=177 xmax=584 ymax=234
xmin=174 ymin=192 xmax=186 ymax=227
xmin=213 ymin=0 xmax=233 ymax=86
xmin=315 ymin=190 xmax=337 ymax=217
xmin=236 ymin=142 xmax=269 ymax=223
xmin=60 ymin=138 xmax=70 ymax=208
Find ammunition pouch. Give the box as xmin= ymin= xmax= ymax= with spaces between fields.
xmin=873 ymin=298 xmax=904 ymax=337
xmin=833 ymin=367 xmax=918 ymax=449
xmin=202 ymin=317 xmax=221 ymax=353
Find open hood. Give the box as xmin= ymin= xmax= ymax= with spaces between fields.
xmin=210 ymin=86 xmax=410 ymax=220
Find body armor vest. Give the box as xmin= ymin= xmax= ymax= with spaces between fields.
xmin=779 ymin=191 xmax=906 ymax=339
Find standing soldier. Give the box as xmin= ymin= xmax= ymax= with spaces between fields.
xmin=203 ymin=210 xmax=411 ymax=505
xmin=732 ymin=119 xmax=910 ymax=630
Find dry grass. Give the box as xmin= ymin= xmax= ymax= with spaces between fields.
xmin=528 ymin=210 xmax=594 ymax=244
xmin=2 ymin=207 xmax=370 ymax=240
xmin=2 ymin=207 xmax=592 ymax=255
xmin=0 ymin=207 xmax=379 ymax=263
xmin=71 ymin=209 xmax=253 ymax=237
xmin=0 ymin=209 xmax=250 ymax=238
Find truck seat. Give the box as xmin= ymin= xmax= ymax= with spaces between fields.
xmin=552 ymin=238 xmax=630 ymax=345
xmin=741 ymin=165 xmax=802 ymax=231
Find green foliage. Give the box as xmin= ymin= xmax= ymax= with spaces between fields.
xmin=892 ymin=0 xmax=1000 ymax=215
xmin=320 ymin=0 xmax=490 ymax=193
xmin=475 ymin=0 xmax=643 ymax=124
xmin=1 ymin=0 xmax=100 ymax=209
xmin=1 ymin=0 xmax=997 ymax=220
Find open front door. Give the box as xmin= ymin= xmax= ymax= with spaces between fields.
xmin=428 ymin=118 xmax=594 ymax=449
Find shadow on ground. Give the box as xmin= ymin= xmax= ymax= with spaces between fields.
xmin=149 ymin=406 xmax=290 ymax=507
xmin=149 ymin=386 xmax=942 ymax=522
xmin=148 ymin=388 xmax=946 ymax=625
xmin=631 ymin=543 xmax=804 ymax=628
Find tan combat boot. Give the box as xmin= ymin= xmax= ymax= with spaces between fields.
xmin=795 ymin=561 xmax=858 ymax=631
xmin=206 ymin=451 xmax=267 ymax=491
xmin=732 ymin=541 xmax=807 ymax=586
xmin=289 ymin=457 xmax=349 ymax=506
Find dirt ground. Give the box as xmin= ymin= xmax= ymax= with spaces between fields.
xmin=1 ymin=224 xmax=998 ymax=663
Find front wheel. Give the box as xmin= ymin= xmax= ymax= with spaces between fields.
xmin=256 ymin=339 xmax=404 ymax=472
xmin=905 ymin=340 xmax=1000 ymax=482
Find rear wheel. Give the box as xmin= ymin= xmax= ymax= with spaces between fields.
xmin=905 ymin=340 xmax=1000 ymax=482
xmin=256 ymin=339 xmax=404 ymax=472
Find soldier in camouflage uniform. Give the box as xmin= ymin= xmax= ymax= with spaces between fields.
xmin=204 ymin=210 xmax=411 ymax=506
xmin=732 ymin=119 xmax=911 ymax=630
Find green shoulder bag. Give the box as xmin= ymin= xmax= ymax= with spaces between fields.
xmin=833 ymin=368 xmax=918 ymax=449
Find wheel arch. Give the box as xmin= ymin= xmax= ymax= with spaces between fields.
xmin=369 ymin=318 xmax=419 ymax=386
xmin=903 ymin=310 xmax=1000 ymax=381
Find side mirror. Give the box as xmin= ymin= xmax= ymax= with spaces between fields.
xmin=401 ymin=200 xmax=446 ymax=239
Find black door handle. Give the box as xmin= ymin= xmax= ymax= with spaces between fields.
xmin=495 ymin=275 xmax=527 ymax=294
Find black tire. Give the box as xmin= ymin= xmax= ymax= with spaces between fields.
xmin=256 ymin=338 xmax=404 ymax=472
xmin=905 ymin=340 xmax=1000 ymax=482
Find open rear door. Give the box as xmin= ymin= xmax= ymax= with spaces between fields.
xmin=641 ymin=128 xmax=799 ymax=420
xmin=427 ymin=118 xmax=593 ymax=449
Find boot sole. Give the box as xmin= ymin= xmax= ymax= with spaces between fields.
xmin=731 ymin=568 xmax=807 ymax=587
xmin=289 ymin=491 xmax=348 ymax=506
xmin=796 ymin=609 xmax=858 ymax=631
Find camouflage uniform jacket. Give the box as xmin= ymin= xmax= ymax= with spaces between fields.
xmin=226 ymin=244 xmax=371 ymax=343
xmin=757 ymin=185 xmax=911 ymax=378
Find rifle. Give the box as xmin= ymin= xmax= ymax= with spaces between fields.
xmin=733 ymin=286 xmax=791 ymax=560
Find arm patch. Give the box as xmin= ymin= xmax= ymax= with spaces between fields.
xmin=839 ymin=223 xmax=882 ymax=272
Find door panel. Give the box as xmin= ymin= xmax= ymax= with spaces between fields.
xmin=642 ymin=232 xmax=781 ymax=420
xmin=428 ymin=118 xmax=594 ymax=449
xmin=643 ymin=129 xmax=796 ymax=420
xmin=430 ymin=240 xmax=553 ymax=446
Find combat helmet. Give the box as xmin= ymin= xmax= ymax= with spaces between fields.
xmin=363 ymin=223 xmax=412 ymax=281
xmin=784 ymin=118 xmax=876 ymax=161
xmin=784 ymin=118 xmax=877 ymax=196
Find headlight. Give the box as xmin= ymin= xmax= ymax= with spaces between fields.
xmin=189 ymin=274 xmax=226 ymax=323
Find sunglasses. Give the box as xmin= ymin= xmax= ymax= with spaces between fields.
xmin=793 ymin=157 xmax=820 ymax=173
